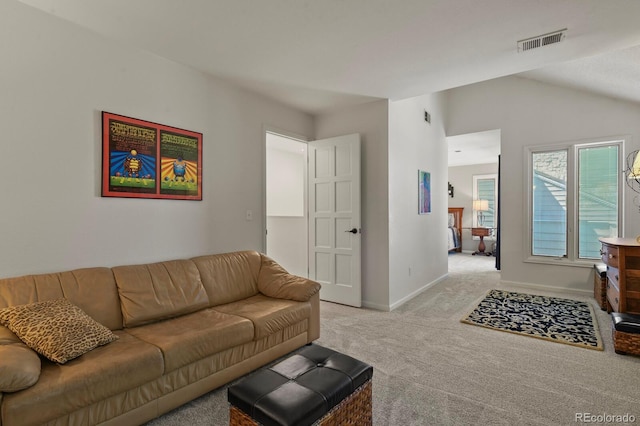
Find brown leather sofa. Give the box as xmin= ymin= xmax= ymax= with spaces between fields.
xmin=0 ymin=251 xmax=321 ymax=426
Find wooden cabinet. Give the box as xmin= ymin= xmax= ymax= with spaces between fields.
xmin=471 ymin=227 xmax=491 ymax=237
xmin=599 ymin=237 xmax=640 ymax=315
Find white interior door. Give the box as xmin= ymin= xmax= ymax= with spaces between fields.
xmin=308 ymin=134 xmax=361 ymax=307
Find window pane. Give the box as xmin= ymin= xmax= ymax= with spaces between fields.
xmin=532 ymin=151 xmax=567 ymax=257
xmin=477 ymin=178 xmax=495 ymax=228
xmin=578 ymin=145 xmax=619 ymax=259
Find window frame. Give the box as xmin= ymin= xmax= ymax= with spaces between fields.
xmin=525 ymin=138 xmax=624 ymax=266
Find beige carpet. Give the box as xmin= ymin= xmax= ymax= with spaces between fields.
xmin=147 ymin=253 xmax=640 ymax=425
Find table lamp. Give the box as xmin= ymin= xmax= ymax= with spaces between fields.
xmin=626 ymin=150 xmax=640 ymax=242
xmin=473 ymin=199 xmax=489 ymax=227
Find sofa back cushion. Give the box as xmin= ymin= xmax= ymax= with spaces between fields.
xmin=191 ymin=251 xmax=260 ymax=306
xmin=112 ymin=259 xmax=209 ymax=327
xmin=0 ymin=267 xmax=123 ymax=330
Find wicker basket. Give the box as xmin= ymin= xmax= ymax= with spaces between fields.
xmin=229 ymin=407 xmax=258 ymax=426
xmin=229 ymin=380 xmax=372 ymax=426
xmin=593 ymin=264 xmax=607 ymax=311
xmin=612 ymin=327 xmax=640 ymax=356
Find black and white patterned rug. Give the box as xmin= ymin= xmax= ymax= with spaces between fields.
xmin=461 ymin=289 xmax=603 ymax=350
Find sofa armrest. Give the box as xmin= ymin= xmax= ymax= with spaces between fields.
xmin=258 ymin=254 xmax=321 ymax=302
xmin=307 ymin=292 xmax=320 ymax=342
xmin=0 ymin=326 xmax=41 ymax=392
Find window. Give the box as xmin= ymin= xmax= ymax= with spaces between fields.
xmin=473 ymin=174 xmax=497 ymax=230
xmin=578 ymin=145 xmax=620 ymax=258
xmin=532 ymin=150 xmax=567 ymax=256
xmin=528 ymin=140 xmax=622 ymax=261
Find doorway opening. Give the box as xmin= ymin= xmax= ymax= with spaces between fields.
xmin=265 ymin=131 xmax=308 ymax=277
xmin=446 ymin=129 xmax=501 ymax=272
xmin=265 ymin=130 xmax=363 ymax=307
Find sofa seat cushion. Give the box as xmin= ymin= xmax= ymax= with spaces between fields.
xmin=213 ymin=294 xmax=311 ymax=340
xmin=126 ymin=308 xmax=254 ymax=373
xmin=1 ymin=330 xmax=164 ymax=426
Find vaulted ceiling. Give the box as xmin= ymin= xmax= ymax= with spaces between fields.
xmin=16 ymin=1 xmax=640 ymax=167
xmin=17 ymin=0 xmax=640 ymax=115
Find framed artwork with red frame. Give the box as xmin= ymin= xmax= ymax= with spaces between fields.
xmin=101 ymin=112 xmax=203 ymax=200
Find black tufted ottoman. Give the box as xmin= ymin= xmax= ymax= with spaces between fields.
xmin=228 ymin=344 xmax=373 ymax=426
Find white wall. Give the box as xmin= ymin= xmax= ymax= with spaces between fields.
xmin=15 ymin=0 xmax=637 ymax=306
xmin=448 ymin=163 xmax=499 ymax=253
xmin=447 ymin=76 xmax=640 ymax=292
xmin=266 ymin=142 xmax=305 ymax=217
xmin=265 ymin=217 xmax=308 ymax=277
xmin=315 ymin=100 xmax=390 ymax=310
xmin=316 ymin=93 xmax=449 ymax=311
xmin=0 ymin=2 xmax=313 ymax=277
xmin=388 ymin=92 xmax=448 ymax=308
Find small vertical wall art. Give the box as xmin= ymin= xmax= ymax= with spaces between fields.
xmin=419 ymin=170 xmax=431 ymax=214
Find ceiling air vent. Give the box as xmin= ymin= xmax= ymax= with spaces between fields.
xmin=518 ymin=28 xmax=566 ymax=52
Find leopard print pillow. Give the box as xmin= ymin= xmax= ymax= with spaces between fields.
xmin=0 ymin=299 xmax=118 ymax=364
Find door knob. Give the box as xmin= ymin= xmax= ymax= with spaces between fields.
xmin=345 ymin=228 xmax=358 ymax=234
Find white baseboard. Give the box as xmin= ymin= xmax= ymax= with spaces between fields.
xmin=363 ymin=276 xmax=592 ymax=312
xmin=385 ymin=273 xmax=449 ymax=311
xmin=362 ymin=274 xmax=448 ymax=312
xmin=500 ymin=279 xmax=592 ymax=297
xmin=361 ymin=300 xmax=392 ymax=311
